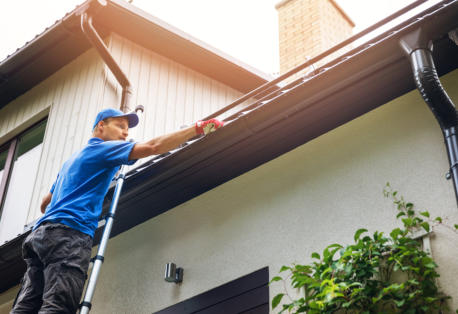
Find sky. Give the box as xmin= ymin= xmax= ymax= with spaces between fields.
xmin=0 ymin=0 xmax=441 ymax=76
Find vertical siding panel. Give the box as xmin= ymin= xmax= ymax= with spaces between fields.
xmin=193 ymin=74 xmax=203 ymax=122
xmin=42 ymin=77 xmax=66 ymax=187
xmin=210 ymin=80 xmax=217 ymax=113
xmin=69 ymin=56 xmax=92 ymax=154
xmin=27 ymin=76 xmax=60 ymax=222
xmin=183 ymin=68 xmax=195 ymax=126
xmin=166 ymin=62 xmax=178 ymax=133
xmin=136 ymin=48 xmax=151 ymax=142
xmin=218 ymin=82 xmax=228 ymax=111
xmin=61 ymin=57 xmax=89 ymax=161
xmin=5 ymin=99 xmax=19 ymax=135
xmin=55 ymin=57 xmax=86 ymax=170
xmin=14 ymin=91 xmax=31 ymax=127
xmin=143 ymin=50 xmax=160 ymax=141
xmin=202 ymin=77 xmax=212 ymax=118
xmin=76 ymin=53 xmax=102 ymax=149
xmin=53 ymin=65 xmax=76 ymax=169
xmin=175 ymin=65 xmax=187 ymax=128
xmin=128 ymin=36 xmax=143 ymax=113
xmin=155 ymin=57 xmax=169 ymax=136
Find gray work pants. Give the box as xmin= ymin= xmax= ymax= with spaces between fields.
xmin=11 ymin=222 xmax=92 ymax=314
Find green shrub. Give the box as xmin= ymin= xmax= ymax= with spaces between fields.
xmin=271 ymin=183 xmax=458 ymax=313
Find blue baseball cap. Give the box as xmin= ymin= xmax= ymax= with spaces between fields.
xmin=92 ymin=108 xmax=139 ymax=130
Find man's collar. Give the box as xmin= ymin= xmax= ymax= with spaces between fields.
xmin=89 ymin=137 xmax=104 ymax=143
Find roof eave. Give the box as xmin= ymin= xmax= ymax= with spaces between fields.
xmin=0 ymin=0 xmax=270 ymax=109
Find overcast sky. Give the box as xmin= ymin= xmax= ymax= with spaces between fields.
xmin=0 ymin=0 xmax=441 ymax=75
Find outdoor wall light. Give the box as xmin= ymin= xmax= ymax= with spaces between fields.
xmin=164 ymin=263 xmax=183 ymax=284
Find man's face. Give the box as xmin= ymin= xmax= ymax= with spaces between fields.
xmin=98 ymin=117 xmax=129 ymax=141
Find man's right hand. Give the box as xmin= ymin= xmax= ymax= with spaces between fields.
xmin=195 ymin=119 xmax=224 ymax=135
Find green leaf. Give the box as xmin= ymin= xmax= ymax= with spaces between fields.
xmin=420 ymin=211 xmax=430 ymax=218
xmin=394 ymin=299 xmax=406 ymax=307
xmin=311 ymin=252 xmax=320 ymax=260
xmin=354 ymin=228 xmax=368 ymax=242
xmin=402 ymin=218 xmax=414 ymax=227
xmin=435 ymin=217 xmax=443 ymax=223
xmin=425 ymin=297 xmax=438 ymax=303
xmin=272 ymin=293 xmax=284 ymax=309
xmin=279 ymin=266 xmax=291 ymax=273
xmin=454 ymin=224 xmax=458 ymax=230
xmin=396 ymin=212 xmax=406 ymax=218
xmin=390 ymin=228 xmax=402 ymax=239
xmin=420 ymin=222 xmax=430 ymax=232
xmin=269 ymin=276 xmax=282 ymax=284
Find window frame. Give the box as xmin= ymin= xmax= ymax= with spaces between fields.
xmin=0 ymin=118 xmax=47 ymax=218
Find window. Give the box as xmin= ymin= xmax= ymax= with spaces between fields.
xmin=0 ymin=119 xmax=47 ymax=243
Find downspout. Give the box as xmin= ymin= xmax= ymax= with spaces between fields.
xmin=400 ymin=28 xmax=458 ymax=205
xmin=80 ymin=11 xmax=133 ymax=112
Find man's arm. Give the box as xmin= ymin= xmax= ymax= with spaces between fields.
xmin=40 ymin=192 xmax=52 ymax=213
xmin=129 ymin=119 xmax=223 ymax=160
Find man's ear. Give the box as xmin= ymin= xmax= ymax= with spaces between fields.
xmin=93 ymin=120 xmax=104 ymax=135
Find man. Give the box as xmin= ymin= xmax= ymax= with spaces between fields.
xmin=11 ymin=108 xmax=223 ymax=313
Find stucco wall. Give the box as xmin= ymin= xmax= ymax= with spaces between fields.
xmin=85 ymin=68 xmax=458 ymax=313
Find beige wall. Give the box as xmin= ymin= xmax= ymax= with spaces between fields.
xmin=0 ymin=33 xmax=246 ymax=245
xmin=29 ymin=68 xmax=454 ymax=313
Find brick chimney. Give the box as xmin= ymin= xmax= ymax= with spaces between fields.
xmin=276 ymin=0 xmax=354 ymax=74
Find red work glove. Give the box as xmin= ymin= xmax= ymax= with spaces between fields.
xmin=195 ymin=119 xmax=224 ymax=135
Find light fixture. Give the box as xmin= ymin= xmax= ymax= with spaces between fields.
xmin=164 ymin=263 xmax=183 ymax=284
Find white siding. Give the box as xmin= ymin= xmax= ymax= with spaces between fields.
xmin=0 ymin=33 xmax=248 ymax=243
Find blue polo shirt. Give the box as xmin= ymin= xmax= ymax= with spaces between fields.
xmin=34 ymin=137 xmax=137 ymax=237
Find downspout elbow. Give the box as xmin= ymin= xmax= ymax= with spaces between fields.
xmin=80 ymin=12 xmax=133 ymax=112
xmin=400 ymin=28 xmax=457 ymax=130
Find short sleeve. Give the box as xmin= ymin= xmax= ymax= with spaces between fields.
xmin=50 ymin=174 xmax=59 ymax=194
xmin=93 ymin=140 xmax=137 ymax=168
